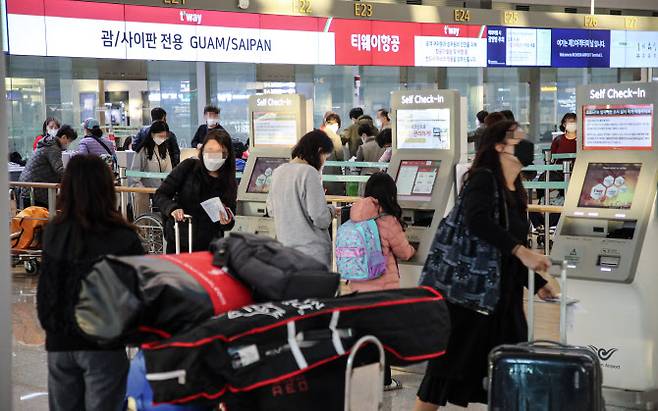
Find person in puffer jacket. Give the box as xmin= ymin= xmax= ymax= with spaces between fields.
xmin=19 ymin=125 xmax=78 ymax=207
xmin=347 ymin=172 xmax=415 ymax=391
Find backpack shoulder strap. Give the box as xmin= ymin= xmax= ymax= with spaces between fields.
xmin=93 ymin=136 xmax=113 ymax=156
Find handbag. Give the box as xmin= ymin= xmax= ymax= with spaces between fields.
xmin=419 ymin=169 xmax=508 ymax=315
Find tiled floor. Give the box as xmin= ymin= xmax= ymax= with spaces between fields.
xmin=9 ymin=271 xmax=494 ymax=411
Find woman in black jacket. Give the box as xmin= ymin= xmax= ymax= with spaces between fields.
xmin=414 ymin=121 xmax=559 ymax=411
xmin=155 ymin=129 xmax=237 ymax=253
xmin=37 ymin=155 xmax=144 ymax=411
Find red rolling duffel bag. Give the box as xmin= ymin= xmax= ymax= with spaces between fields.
xmin=141 ymin=287 xmax=451 ymax=407
xmin=75 ymin=252 xmax=253 ymax=345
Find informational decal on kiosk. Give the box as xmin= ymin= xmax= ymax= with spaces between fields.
xmin=252 ymin=112 xmax=298 ymax=146
xmin=396 ymin=108 xmax=451 ymax=150
xmin=582 ymin=104 xmax=653 ymax=150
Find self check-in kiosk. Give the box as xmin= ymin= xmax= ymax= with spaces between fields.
xmin=551 ymin=83 xmax=658 ymax=409
xmin=388 ymin=89 xmax=463 ymax=286
xmin=233 ymin=93 xmax=309 ymax=237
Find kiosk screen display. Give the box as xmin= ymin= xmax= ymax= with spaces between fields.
xmin=395 ymin=160 xmax=441 ymax=202
xmin=246 ymin=157 xmax=288 ymax=194
xmin=396 ymin=108 xmax=451 ymax=150
xmin=578 ymin=163 xmax=642 ymax=209
xmin=252 ymin=112 xmax=297 ymax=146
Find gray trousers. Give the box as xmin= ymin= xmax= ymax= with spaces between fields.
xmin=47 ymin=350 xmax=129 ymax=411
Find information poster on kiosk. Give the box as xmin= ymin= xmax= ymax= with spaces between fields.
xmin=578 ymin=163 xmax=641 ymax=209
xmin=396 ymin=108 xmax=450 ymax=150
xmin=252 ymin=111 xmax=298 ymax=146
xmin=582 ymin=104 xmax=654 ymax=150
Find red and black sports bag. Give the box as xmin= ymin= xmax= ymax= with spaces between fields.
xmin=141 ymin=287 xmax=451 ymax=406
xmin=75 ymin=252 xmax=253 ymax=345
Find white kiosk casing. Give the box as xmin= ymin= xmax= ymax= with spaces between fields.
xmin=233 ymin=93 xmax=308 ymax=237
xmin=388 ymin=90 xmax=462 ymax=286
xmin=551 ymin=83 xmax=658 ymax=406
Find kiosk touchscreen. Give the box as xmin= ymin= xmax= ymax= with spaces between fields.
xmin=551 ymin=83 xmax=658 ymax=408
xmin=233 ymin=94 xmax=308 ymax=237
xmin=388 ymin=90 xmax=463 ymax=286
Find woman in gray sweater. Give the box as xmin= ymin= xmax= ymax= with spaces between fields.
xmin=267 ymin=130 xmax=336 ymax=268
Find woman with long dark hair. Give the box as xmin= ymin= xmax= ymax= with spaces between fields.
xmin=415 ymin=121 xmax=558 ymax=411
xmin=267 ymin=130 xmax=336 ymax=268
xmin=347 ymin=171 xmax=415 ymax=390
xmin=130 ymin=120 xmax=173 ymax=217
xmin=37 ymin=155 xmax=144 ymax=411
xmin=154 ymin=129 xmax=237 ymax=253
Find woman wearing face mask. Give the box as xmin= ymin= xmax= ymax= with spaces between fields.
xmin=34 ymin=117 xmax=62 ymax=152
xmin=130 ymin=121 xmax=173 ymax=218
xmin=415 ymin=121 xmax=558 ymax=411
xmin=320 ymin=112 xmax=346 ymax=195
xmin=154 ymin=129 xmax=237 ymax=254
xmin=267 ymin=130 xmax=336 ymax=268
xmin=551 ymin=112 xmax=578 ymax=163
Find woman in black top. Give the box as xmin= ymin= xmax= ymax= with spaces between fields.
xmin=155 ymin=129 xmax=237 ymax=253
xmin=37 ymin=155 xmax=145 ymax=411
xmin=415 ymin=121 xmax=558 ymax=410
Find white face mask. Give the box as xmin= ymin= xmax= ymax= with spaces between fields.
xmin=565 ymin=123 xmax=577 ymax=133
xmin=47 ymin=128 xmax=59 ymax=137
xmin=375 ymin=119 xmax=382 ymax=128
xmin=327 ymin=124 xmax=339 ymax=134
xmin=154 ymin=136 xmax=167 ymax=146
xmin=206 ymin=118 xmax=219 ymax=128
xmin=203 ymin=153 xmax=225 ymax=172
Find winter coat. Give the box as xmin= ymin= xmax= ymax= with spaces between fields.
xmin=347 ymin=197 xmax=415 ymax=292
xmin=356 ymin=136 xmax=386 ymax=175
xmin=129 ymin=145 xmax=173 ymax=188
xmin=133 ymin=126 xmax=181 ymax=167
xmin=77 ymin=135 xmax=116 ymax=157
xmin=19 ymin=136 xmax=65 ymax=205
xmin=37 ymin=219 xmax=144 ymax=351
xmin=154 ymin=158 xmax=237 ymax=253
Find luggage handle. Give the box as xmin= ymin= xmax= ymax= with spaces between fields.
xmin=518 ymin=339 xmax=569 ymax=349
xmin=174 ymin=215 xmax=193 ymax=254
xmin=527 ymin=258 xmax=568 ymax=345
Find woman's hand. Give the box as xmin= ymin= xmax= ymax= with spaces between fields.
xmin=219 ymin=208 xmax=233 ymax=225
xmin=514 ymin=246 xmax=551 ymax=273
xmin=171 ymin=209 xmax=185 ymax=222
xmin=537 ymin=281 xmax=561 ymax=301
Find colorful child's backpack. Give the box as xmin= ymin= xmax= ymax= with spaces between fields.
xmin=336 ymin=219 xmax=387 ymax=281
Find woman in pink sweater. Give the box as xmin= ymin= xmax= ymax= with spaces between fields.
xmin=347 ymin=172 xmax=415 ymax=390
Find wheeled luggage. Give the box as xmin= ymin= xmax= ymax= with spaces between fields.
xmin=487 ymin=260 xmax=604 ymax=411
xmin=142 ymin=287 xmax=450 ymax=407
xmin=174 ymin=215 xmax=193 ymax=254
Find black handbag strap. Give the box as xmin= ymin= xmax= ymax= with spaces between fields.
xmin=92 ymin=136 xmax=114 ymax=156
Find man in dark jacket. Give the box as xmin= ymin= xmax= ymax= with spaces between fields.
xmin=191 ymin=105 xmax=226 ymax=149
xmin=19 ymin=125 xmax=78 ymax=207
xmin=132 ymin=107 xmax=181 ymax=166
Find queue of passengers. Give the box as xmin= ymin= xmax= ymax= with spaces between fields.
xmin=23 ymin=104 xmax=565 ymax=411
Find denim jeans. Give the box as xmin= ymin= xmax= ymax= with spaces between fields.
xmin=47 ymin=350 xmax=129 ymax=411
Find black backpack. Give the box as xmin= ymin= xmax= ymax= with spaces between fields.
xmin=211 ymin=232 xmax=340 ymax=302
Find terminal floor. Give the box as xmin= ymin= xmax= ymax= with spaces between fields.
xmin=12 ymin=269 xmax=555 ymax=411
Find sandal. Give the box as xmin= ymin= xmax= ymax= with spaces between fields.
xmin=384 ymin=378 xmax=403 ymax=391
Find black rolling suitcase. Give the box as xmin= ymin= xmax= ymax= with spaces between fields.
xmin=487 ymin=260 xmax=604 ymax=411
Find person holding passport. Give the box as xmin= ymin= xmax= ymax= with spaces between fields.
xmin=155 ymin=129 xmax=237 ymax=253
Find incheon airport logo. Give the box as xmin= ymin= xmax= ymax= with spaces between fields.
xmin=588 ymin=345 xmax=621 ymax=369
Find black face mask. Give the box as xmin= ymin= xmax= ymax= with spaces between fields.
xmin=514 ymin=139 xmax=535 ymax=167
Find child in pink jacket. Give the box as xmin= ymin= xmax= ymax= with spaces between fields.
xmin=347 ymin=172 xmax=415 ymax=390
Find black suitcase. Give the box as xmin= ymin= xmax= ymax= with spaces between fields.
xmin=487 ymin=260 xmax=604 ymax=411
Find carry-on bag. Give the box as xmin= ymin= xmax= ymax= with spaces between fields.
xmin=211 ymin=232 xmax=340 ymax=301
xmin=141 ymin=287 xmax=451 ymax=406
xmin=75 ymin=251 xmax=253 ymax=345
xmin=487 ymin=260 xmax=604 ymax=411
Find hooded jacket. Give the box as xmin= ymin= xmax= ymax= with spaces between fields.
xmin=347 ymin=197 xmax=415 ymax=292
xmin=19 ymin=136 xmax=65 ymax=205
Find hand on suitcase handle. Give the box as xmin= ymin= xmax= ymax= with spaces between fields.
xmin=171 ymin=209 xmax=185 ymax=222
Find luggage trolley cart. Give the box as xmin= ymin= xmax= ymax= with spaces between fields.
xmin=344 ymin=335 xmax=386 ymax=411
xmin=9 ymin=187 xmax=50 ymax=275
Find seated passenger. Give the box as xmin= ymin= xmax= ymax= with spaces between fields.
xmin=348 ymin=172 xmax=415 ymax=390
xmin=37 ymin=155 xmax=144 ymax=411
xmin=19 ymin=125 xmax=77 ymax=207
xmin=267 ymin=130 xmax=336 ymax=269
xmin=33 ymin=117 xmax=61 ymax=152
xmin=154 ymin=129 xmax=237 ymax=253
xmin=77 ymin=118 xmax=115 ymax=159
xmin=130 ymin=120 xmax=173 ymax=218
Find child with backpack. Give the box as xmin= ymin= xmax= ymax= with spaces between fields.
xmin=336 ymin=172 xmax=415 ymax=390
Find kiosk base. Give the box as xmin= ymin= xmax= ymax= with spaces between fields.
xmin=603 ymin=387 xmax=658 ymax=410
xmin=233 ymin=216 xmax=276 ymax=238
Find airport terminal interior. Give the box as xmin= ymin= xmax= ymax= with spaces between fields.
xmin=5 ymin=0 xmax=658 ymax=410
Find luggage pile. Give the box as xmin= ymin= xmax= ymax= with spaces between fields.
xmin=77 ymin=233 xmax=452 ymax=410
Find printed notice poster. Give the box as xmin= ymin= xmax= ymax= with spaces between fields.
xmin=396 ymin=108 xmax=451 ymax=150
xmin=252 ymin=111 xmax=298 ymax=146
xmin=395 ymin=160 xmax=441 ymax=202
xmin=583 ymin=104 xmax=653 ymax=150
xmin=578 ymin=163 xmax=641 ymax=209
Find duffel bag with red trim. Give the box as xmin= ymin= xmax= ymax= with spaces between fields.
xmin=141 ymin=287 xmax=450 ymax=406
xmin=75 ymin=252 xmax=253 ymax=345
